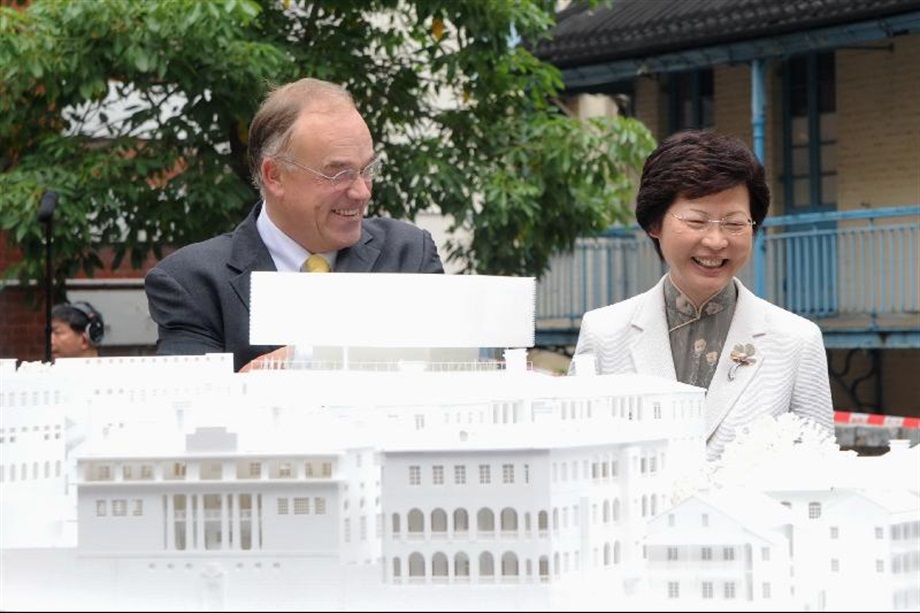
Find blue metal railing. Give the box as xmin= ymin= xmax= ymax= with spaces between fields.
xmin=535 ymin=206 xmax=920 ymax=348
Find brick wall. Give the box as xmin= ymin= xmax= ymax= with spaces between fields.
xmin=627 ymin=35 xmax=920 ymax=215
xmin=633 ymin=75 xmax=662 ymax=137
xmin=837 ymin=36 xmax=920 ymax=209
xmin=0 ymin=286 xmax=47 ymax=362
xmin=0 ymin=228 xmax=165 ymax=362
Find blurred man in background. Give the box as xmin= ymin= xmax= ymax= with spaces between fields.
xmin=50 ymin=301 xmax=105 ymax=360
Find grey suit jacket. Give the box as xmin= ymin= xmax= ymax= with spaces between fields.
xmin=570 ymin=276 xmax=834 ymax=460
xmin=145 ymin=202 xmax=444 ymax=371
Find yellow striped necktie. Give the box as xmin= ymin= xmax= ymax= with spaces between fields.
xmin=302 ymin=254 xmax=331 ymax=273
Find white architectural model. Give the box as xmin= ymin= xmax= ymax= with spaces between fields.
xmin=1 ymin=275 xmax=918 ymax=612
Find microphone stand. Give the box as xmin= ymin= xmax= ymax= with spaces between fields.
xmin=37 ymin=191 xmax=59 ymax=363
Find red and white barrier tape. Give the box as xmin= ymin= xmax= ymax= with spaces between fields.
xmin=834 ymin=411 xmax=920 ymax=430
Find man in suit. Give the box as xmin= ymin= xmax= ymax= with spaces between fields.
xmin=569 ymin=130 xmax=833 ymax=461
xmin=145 ymin=78 xmax=444 ymax=372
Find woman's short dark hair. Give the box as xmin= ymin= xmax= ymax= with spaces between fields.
xmin=635 ymin=130 xmax=770 ymax=259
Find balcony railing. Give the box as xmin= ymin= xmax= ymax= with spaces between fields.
xmin=535 ymin=206 xmax=920 ymax=349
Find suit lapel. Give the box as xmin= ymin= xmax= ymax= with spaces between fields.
xmin=336 ymin=227 xmax=381 ymax=272
xmin=630 ymin=277 xmax=678 ymax=380
xmin=704 ymin=280 xmax=768 ymax=439
xmin=228 ymin=202 xmax=277 ymax=310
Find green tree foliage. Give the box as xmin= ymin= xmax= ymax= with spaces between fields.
xmin=0 ymin=0 xmax=655 ymax=294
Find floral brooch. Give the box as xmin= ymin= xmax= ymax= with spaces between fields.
xmin=728 ymin=343 xmax=757 ymax=380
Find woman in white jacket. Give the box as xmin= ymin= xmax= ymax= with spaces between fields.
xmin=570 ymin=130 xmax=834 ymax=461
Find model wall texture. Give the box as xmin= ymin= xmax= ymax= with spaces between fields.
xmin=1 ymin=355 xmax=918 ymax=611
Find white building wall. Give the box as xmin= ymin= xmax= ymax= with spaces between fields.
xmin=7 ymin=353 xmax=916 ymax=611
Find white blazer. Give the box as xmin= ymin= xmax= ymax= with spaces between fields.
xmin=571 ymin=276 xmax=835 ymax=460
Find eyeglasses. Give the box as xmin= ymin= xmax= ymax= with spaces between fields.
xmin=669 ymin=212 xmax=756 ymax=236
xmin=274 ymin=155 xmax=384 ymax=188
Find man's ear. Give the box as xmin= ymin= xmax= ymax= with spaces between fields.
xmin=261 ymin=157 xmax=284 ymax=195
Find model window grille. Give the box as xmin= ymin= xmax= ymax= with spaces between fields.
xmin=294 ymin=497 xmax=310 ymax=514
xmin=809 ymin=502 xmax=822 ymax=519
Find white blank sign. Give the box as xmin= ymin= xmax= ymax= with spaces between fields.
xmin=249 ymin=272 xmax=535 ymax=348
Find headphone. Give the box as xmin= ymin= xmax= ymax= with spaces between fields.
xmin=70 ymin=301 xmax=105 ymax=346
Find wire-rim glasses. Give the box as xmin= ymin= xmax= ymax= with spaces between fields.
xmin=274 ymin=155 xmax=384 ymax=188
xmin=669 ymin=212 xmax=756 ymax=236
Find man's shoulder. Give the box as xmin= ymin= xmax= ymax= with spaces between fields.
xmin=154 ymin=205 xmax=261 ymax=272
xmin=155 ymin=232 xmax=235 ymax=270
xmin=363 ymin=216 xmax=429 ymax=236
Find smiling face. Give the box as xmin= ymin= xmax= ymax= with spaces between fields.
xmin=649 ymin=183 xmax=754 ymax=306
xmin=261 ymin=103 xmax=375 ymax=254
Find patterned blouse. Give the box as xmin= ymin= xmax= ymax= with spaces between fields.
xmin=664 ymin=276 xmax=738 ymax=390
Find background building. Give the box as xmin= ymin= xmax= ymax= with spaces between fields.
xmin=530 ymin=0 xmax=920 ymax=423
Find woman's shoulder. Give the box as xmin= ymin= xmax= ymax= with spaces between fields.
xmin=739 ymin=283 xmax=822 ymax=338
xmin=584 ymin=289 xmax=649 ymax=317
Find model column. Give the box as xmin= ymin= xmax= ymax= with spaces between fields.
xmin=165 ymin=493 xmax=175 ymax=551
xmin=232 ymin=492 xmax=242 ymax=550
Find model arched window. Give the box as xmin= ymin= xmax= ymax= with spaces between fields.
xmin=501 ymin=551 xmax=519 ymax=576
xmin=431 ymin=508 xmax=448 ymax=534
xmin=432 ymin=552 xmax=449 ymax=577
xmin=500 ymin=507 xmax=518 ymax=532
xmin=408 ymin=552 xmax=425 ymax=577
xmin=479 ymin=551 xmax=495 ymax=577
xmin=477 ymin=507 xmax=495 ymax=533
xmin=407 ymin=508 xmax=425 ymax=533
xmin=453 ymin=508 xmax=469 ymax=533
xmin=454 ymin=552 xmax=470 ymax=577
